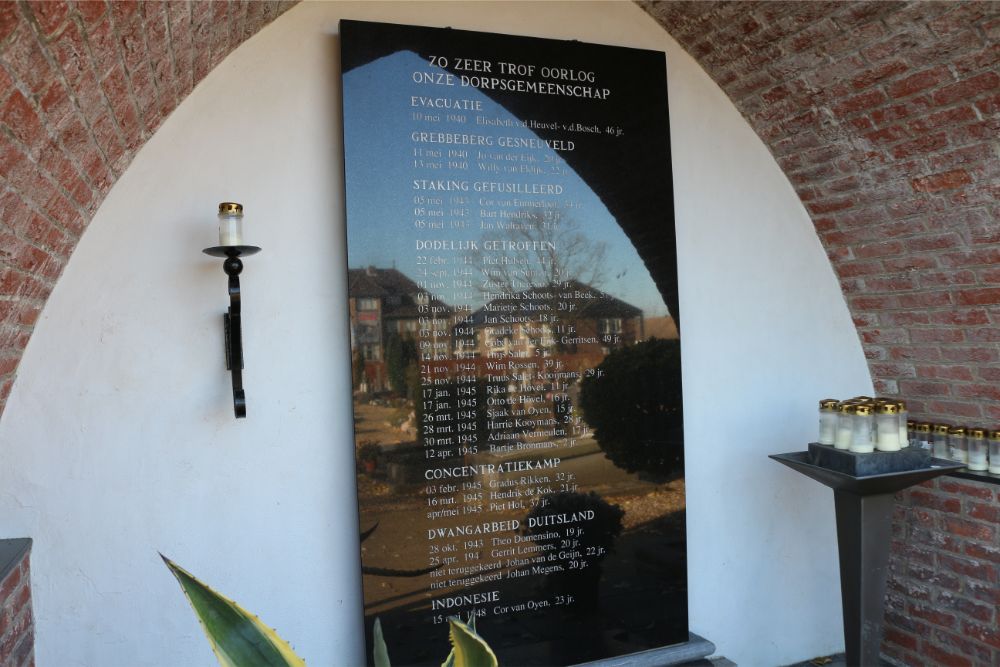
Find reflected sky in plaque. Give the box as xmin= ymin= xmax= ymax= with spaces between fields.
xmin=344 ymin=51 xmax=669 ymax=318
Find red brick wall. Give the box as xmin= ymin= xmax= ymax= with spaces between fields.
xmin=0 ymin=0 xmax=296 ymax=416
xmin=643 ymin=1 xmax=999 ymax=425
xmin=640 ymin=3 xmax=1000 ymax=665
xmin=0 ymin=552 xmax=32 ymax=667
xmin=888 ymin=478 xmax=999 ymax=666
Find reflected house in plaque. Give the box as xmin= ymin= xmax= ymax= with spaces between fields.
xmin=347 ymin=267 xmax=452 ymax=392
xmin=463 ymin=280 xmax=643 ymax=364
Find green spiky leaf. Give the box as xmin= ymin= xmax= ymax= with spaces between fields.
xmin=373 ymin=618 xmax=391 ymax=667
xmin=162 ymin=555 xmax=306 ymax=667
xmin=442 ymin=617 xmax=497 ymax=667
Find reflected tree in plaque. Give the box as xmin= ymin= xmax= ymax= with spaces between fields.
xmin=472 ymin=211 xmax=609 ymax=293
xmin=579 ymin=338 xmax=684 ymax=480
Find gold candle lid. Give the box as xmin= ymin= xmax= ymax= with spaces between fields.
xmin=917 ymin=423 xmax=931 ymax=433
xmin=933 ymin=423 xmax=951 ymax=434
xmin=969 ymin=428 xmax=986 ymax=439
xmin=854 ymin=405 xmax=872 ymax=417
xmin=907 ymin=420 xmax=915 ymax=428
xmin=876 ymin=403 xmax=899 ymax=415
xmin=989 ymin=430 xmax=1000 ymax=441
xmin=948 ymin=426 xmax=966 ymax=436
xmin=819 ymin=399 xmax=840 ymax=411
xmin=840 ymin=403 xmax=857 ymax=414
xmin=896 ymin=399 xmax=907 ymax=411
xmin=219 ymin=202 xmax=244 ymax=215
xmin=851 ymin=395 xmax=873 ymax=402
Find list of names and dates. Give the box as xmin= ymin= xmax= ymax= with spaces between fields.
xmin=342 ymin=20 xmax=685 ymax=666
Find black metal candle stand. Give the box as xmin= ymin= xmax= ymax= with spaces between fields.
xmin=771 ymin=447 xmax=964 ymax=666
xmin=203 ymin=245 xmax=261 ymax=418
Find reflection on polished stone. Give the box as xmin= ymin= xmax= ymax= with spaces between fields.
xmin=342 ymin=19 xmax=686 ymax=666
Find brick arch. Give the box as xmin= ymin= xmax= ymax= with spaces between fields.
xmin=0 ymin=0 xmax=297 ymax=414
xmin=0 ymin=1 xmax=997 ymax=425
xmin=642 ymin=1 xmax=999 ymax=425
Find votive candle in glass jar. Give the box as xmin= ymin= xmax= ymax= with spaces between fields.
xmin=218 ymin=202 xmax=244 ymax=246
xmin=851 ymin=404 xmax=874 ymax=453
xmin=896 ymin=400 xmax=909 ymax=447
xmin=818 ymin=399 xmax=839 ymax=445
xmin=864 ymin=402 xmax=878 ymax=448
xmin=948 ymin=426 xmax=968 ymax=463
xmin=875 ymin=403 xmax=901 ymax=451
xmin=835 ymin=404 xmax=855 ymax=450
xmin=907 ymin=420 xmax=916 ymax=447
xmin=916 ymin=422 xmax=931 ymax=451
xmin=932 ymin=424 xmax=950 ymax=458
xmin=989 ymin=430 xmax=1000 ymax=475
xmin=913 ymin=422 xmax=934 ymax=451
xmin=967 ymin=428 xmax=988 ymax=471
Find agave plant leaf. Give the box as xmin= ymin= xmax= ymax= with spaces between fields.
xmin=441 ymin=617 xmax=498 ymax=667
xmin=161 ymin=554 xmax=306 ymax=667
xmin=373 ymin=618 xmax=391 ymax=667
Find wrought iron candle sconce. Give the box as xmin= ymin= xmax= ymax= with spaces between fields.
xmin=203 ymin=202 xmax=260 ymax=418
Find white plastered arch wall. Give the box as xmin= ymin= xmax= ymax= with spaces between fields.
xmin=0 ymin=2 xmax=871 ymax=665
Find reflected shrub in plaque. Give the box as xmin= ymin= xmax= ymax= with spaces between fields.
xmin=525 ymin=491 xmax=625 ymax=610
xmin=384 ymin=332 xmax=419 ymax=399
xmin=579 ymin=338 xmax=683 ymax=480
xmin=357 ymin=440 xmax=382 ymax=474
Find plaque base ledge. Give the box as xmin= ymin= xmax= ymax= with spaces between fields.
xmin=572 ymin=632 xmax=716 ymax=667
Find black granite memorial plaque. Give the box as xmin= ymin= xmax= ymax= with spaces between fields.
xmin=340 ymin=20 xmax=686 ymax=665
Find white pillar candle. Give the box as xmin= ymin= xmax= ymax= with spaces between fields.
xmin=875 ymin=404 xmax=901 ymax=452
xmin=948 ymin=427 xmax=968 ymax=463
xmin=989 ymin=431 xmax=1000 ymax=475
xmin=896 ymin=401 xmax=909 ymax=447
xmin=835 ymin=405 xmax=854 ymax=450
xmin=850 ymin=405 xmax=874 ymax=454
xmin=818 ymin=399 xmax=839 ymax=445
xmin=916 ymin=423 xmax=931 ymax=451
xmin=967 ymin=429 xmax=988 ymax=471
xmin=218 ymin=202 xmax=244 ymax=246
xmin=932 ymin=424 xmax=950 ymax=458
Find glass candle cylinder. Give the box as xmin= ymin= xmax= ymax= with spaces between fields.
xmin=932 ymin=424 xmax=950 ymax=458
xmin=835 ymin=404 xmax=855 ymax=450
xmin=916 ymin=423 xmax=931 ymax=451
xmin=989 ymin=431 xmax=1000 ymax=475
xmin=864 ymin=402 xmax=878 ymax=448
xmin=818 ymin=399 xmax=839 ymax=445
xmin=967 ymin=428 xmax=988 ymax=471
xmin=851 ymin=404 xmax=874 ymax=453
xmin=907 ymin=420 xmax=916 ymax=448
xmin=218 ymin=202 xmax=244 ymax=246
xmin=875 ymin=403 xmax=901 ymax=451
xmin=948 ymin=426 xmax=968 ymax=463
xmin=872 ymin=399 xmax=888 ymax=446
xmin=896 ymin=400 xmax=909 ymax=448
